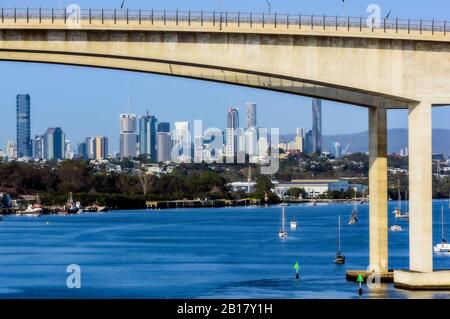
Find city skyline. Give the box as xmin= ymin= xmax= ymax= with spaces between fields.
xmin=2 ymin=91 xmax=450 ymax=157
xmin=1 ymin=1 xmax=450 ymax=152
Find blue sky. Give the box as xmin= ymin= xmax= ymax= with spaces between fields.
xmin=0 ymin=0 xmax=449 ymax=152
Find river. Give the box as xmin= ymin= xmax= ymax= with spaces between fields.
xmin=0 ymin=200 xmax=449 ymax=299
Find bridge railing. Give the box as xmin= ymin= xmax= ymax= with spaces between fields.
xmin=0 ymin=8 xmax=448 ymax=34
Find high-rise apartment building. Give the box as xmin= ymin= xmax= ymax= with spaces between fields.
xmin=93 ymin=136 xmax=108 ymax=160
xmin=31 ymin=135 xmax=44 ymax=159
xmin=305 ymin=130 xmax=314 ymax=156
xmin=139 ymin=113 xmax=157 ymax=161
xmin=16 ymin=94 xmax=31 ymax=158
xmin=157 ymin=132 xmax=172 ymax=162
xmin=246 ymin=102 xmax=257 ymax=128
xmin=77 ymin=142 xmax=88 ymax=159
xmin=226 ymin=107 xmax=239 ymax=157
xmin=312 ymin=99 xmax=322 ymax=154
xmin=6 ymin=141 xmax=16 ymax=160
xmin=295 ymin=127 xmax=305 ymax=153
xmin=120 ymin=113 xmax=137 ymax=159
xmin=44 ymin=127 xmax=65 ymax=160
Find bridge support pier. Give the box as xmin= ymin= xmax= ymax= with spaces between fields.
xmin=408 ymin=101 xmax=433 ymax=273
xmin=346 ymin=105 xmax=392 ymax=282
xmin=368 ymin=105 xmax=389 ymax=273
xmin=394 ymin=102 xmax=450 ymax=290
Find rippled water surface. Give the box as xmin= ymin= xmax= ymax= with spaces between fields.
xmin=0 ymin=200 xmax=449 ymax=299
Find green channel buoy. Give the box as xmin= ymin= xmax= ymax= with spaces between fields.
xmin=294 ymin=262 xmax=300 ymax=279
xmin=356 ymin=274 xmax=364 ymax=296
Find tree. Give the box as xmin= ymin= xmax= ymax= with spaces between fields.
xmin=255 ymin=175 xmax=273 ymax=193
xmin=137 ymin=169 xmax=153 ymax=196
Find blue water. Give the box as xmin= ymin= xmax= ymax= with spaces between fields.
xmin=0 ymin=200 xmax=449 ymax=299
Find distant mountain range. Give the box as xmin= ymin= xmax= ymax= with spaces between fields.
xmin=280 ymin=128 xmax=450 ymax=156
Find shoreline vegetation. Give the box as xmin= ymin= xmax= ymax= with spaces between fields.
xmin=0 ymin=154 xmax=448 ymax=215
xmin=0 ymin=197 xmax=371 ymax=215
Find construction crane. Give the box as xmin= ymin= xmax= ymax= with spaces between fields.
xmin=343 ymin=143 xmax=351 ymax=155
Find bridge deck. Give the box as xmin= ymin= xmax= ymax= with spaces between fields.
xmin=0 ymin=8 xmax=449 ymax=42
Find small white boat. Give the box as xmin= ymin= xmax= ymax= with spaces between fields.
xmin=434 ymin=206 xmax=450 ymax=253
xmin=390 ymin=224 xmax=403 ymax=232
xmin=290 ymin=219 xmax=298 ymax=230
xmin=280 ymin=203 xmax=289 ymax=207
xmin=434 ymin=241 xmax=450 ymax=253
xmin=278 ymin=206 xmax=288 ymax=239
xmin=19 ymin=204 xmax=42 ymax=217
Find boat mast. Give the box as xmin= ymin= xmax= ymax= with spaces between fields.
xmin=397 ymin=179 xmax=401 ymax=212
xmin=338 ymin=215 xmax=341 ymax=252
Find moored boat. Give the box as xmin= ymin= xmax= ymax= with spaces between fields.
xmin=434 ymin=206 xmax=450 ymax=253
xmin=390 ymin=224 xmax=403 ymax=232
xmin=348 ymin=192 xmax=359 ymax=225
xmin=19 ymin=204 xmax=43 ymax=217
xmin=290 ymin=219 xmax=298 ymax=230
xmin=334 ymin=216 xmax=346 ymax=264
xmin=278 ymin=206 xmax=288 ymax=239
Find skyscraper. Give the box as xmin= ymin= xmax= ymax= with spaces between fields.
xmin=156 ymin=122 xmax=171 ymax=162
xmin=305 ymin=130 xmax=314 ymax=155
xmin=65 ymin=140 xmax=74 ymax=160
xmin=295 ymin=128 xmax=305 ymax=153
xmin=246 ymin=102 xmax=257 ymax=128
xmin=157 ymin=122 xmax=170 ymax=133
xmin=226 ymin=107 xmax=239 ymax=157
xmin=332 ymin=142 xmax=342 ymax=158
xmin=94 ymin=136 xmax=109 ymax=160
xmin=312 ymin=99 xmax=322 ymax=154
xmin=44 ymin=127 xmax=65 ymax=160
xmin=139 ymin=113 xmax=157 ymax=161
xmin=157 ymin=132 xmax=172 ymax=162
xmin=31 ymin=135 xmax=44 ymax=159
xmin=6 ymin=141 xmax=16 ymax=160
xmin=16 ymin=94 xmax=31 ymax=158
xmin=85 ymin=137 xmax=95 ymax=159
xmin=120 ymin=113 xmax=137 ymax=159
xmin=77 ymin=142 xmax=88 ymax=159
xmin=173 ymin=122 xmax=191 ymax=162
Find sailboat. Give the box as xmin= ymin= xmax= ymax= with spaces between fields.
xmin=278 ymin=206 xmax=288 ymax=239
xmin=392 ymin=180 xmax=406 ymax=218
xmin=348 ymin=192 xmax=358 ymax=225
xmin=434 ymin=206 xmax=450 ymax=253
xmin=334 ymin=216 xmax=346 ymax=264
xmin=390 ymin=215 xmax=403 ymax=232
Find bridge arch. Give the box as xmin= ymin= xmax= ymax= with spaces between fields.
xmin=1 ymin=8 xmax=450 ymax=288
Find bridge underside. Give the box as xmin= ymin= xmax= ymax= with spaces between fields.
xmin=0 ymin=49 xmax=414 ymax=109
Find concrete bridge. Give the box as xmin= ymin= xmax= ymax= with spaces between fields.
xmin=1 ymin=8 xmax=450 ymax=289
